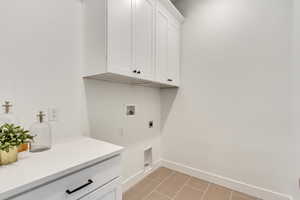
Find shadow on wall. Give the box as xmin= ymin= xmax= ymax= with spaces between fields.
xmin=160 ymin=88 xmax=179 ymax=131
xmin=83 ymin=78 xmax=162 ymax=147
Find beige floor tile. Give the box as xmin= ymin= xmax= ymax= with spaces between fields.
xmin=145 ymin=192 xmax=171 ymax=200
xmin=123 ymin=168 xmax=260 ymax=200
xmin=202 ymin=184 xmax=231 ymax=200
xmin=187 ymin=177 xmax=209 ymax=192
xmin=123 ymin=190 xmax=139 ymax=200
xmin=232 ymin=191 xmax=258 ymax=200
xmin=156 ymin=172 xmax=190 ymax=198
xmin=147 ymin=167 xmax=174 ymax=183
xmin=124 ymin=178 xmax=159 ymax=200
xmin=174 ymin=186 xmax=204 ymax=200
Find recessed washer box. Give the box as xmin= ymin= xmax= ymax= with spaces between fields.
xmin=125 ymin=104 xmax=136 ymax=116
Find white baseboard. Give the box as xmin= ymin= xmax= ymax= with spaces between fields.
xmin=122 ymin=160 xmax=162 ymax=192
xmin=161 ymin=159 xmax=293 ymax=200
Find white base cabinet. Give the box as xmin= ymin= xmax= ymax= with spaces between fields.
xmin=79 ymin=179 xmax=121 ymax=200
xmin=11 ymin=155 xmax=122 ymax=200
xmin=83 ymin=0 xmax=184 ymax=88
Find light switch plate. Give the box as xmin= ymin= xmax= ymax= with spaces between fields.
xmin=48 ymin=107 xmax=58 ymax=121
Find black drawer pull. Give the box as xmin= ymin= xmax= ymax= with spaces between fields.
xmin=66 ymin=179 xmax=94 ymax=195
xmin=167 ymin=79 xmax=173 ymax=82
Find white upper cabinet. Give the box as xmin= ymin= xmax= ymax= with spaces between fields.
xmin=156 ymin=5 xmax=169 ymax=84
xmin=107 ymin=0 xmax=133 ymax=76
xmin=83 ymin=0 xmax=184 ymax=88
xmin=134 ymin=0 xmax=156 ymax=81
xmin=167 ymin=21 xmax=180 ymax=86
xmin=156 ymin=1 xmax=181 ymax=86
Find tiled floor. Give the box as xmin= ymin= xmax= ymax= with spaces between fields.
xmin=123 ymin=167 xmax=261 ymax=200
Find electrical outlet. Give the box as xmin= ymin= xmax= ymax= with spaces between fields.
xmin=118 ymin=128 xmax=124 ymax=137
xmin=149 ymin=121 xmax=154 ymax=128
xmin=48 ymin=108 xmax=58 ymax=121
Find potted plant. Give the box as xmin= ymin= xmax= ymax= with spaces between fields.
xmin=0 ymin=123 xmax=34 ymax=165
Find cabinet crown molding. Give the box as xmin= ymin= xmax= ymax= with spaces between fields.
xmin=158 ymin=0 xmax=184 ymax=23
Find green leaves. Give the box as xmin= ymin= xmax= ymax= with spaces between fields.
xmin=0 ymin=123 xmax=34 ymax=152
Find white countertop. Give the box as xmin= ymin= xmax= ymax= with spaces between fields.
xmin=0 ymin=137 xmax=123 ymax=199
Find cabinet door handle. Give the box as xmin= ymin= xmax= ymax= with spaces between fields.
xmin=133 ymin=70 xmax=137 ymax=73
xmin=137 ymin=70 xmax=141 ymax=74
xmin=66 ymin=179 xmax=94 ymax=195
xmin=167 ymin=79 xmax=173 ymax=82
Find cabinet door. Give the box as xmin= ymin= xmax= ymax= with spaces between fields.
xmin=134 ymin=0 xmax=155 ymax=80
xmin=79 ymin=179 xmax=121 ymax=200
xmin=167 ymin=22 xmax=180 ymax=86
xmin=156 ymin=6 xmax=169 ymax=83
xmin=107 ymin=0 xmax=134 ymax=76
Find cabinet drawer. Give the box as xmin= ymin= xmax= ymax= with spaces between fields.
xmin=11 ymin=155 xmax=121 ymax=200
xmin=79 ymin=178 xmax=121 ymax=200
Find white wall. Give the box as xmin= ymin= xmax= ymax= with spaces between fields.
xmin=0 ymin=0 xmax=89 ymax=143
xmin=162 ymin=0 xmax=294 ymax=198
xmin=290 ymin=0 xmax=300 ymax=199
xmin=2 ymin=0 xmax=299 ymax=198
xmin=84 ymin=80 xmax=161 ymax=183
xmin=0 ymin=0 xmax=162 ymax=186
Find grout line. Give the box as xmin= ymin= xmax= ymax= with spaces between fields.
xmin=132 ymin=168 xmax=247 ymax=200
xmin=142 ymin=190 xmax=155 ymax=200
xmin=229 ymin=191 xmax=233 ymax=200
xmin=184 ymin=184 xmax=210 ymax=193
xmin=171 ymin=176 xmax=191 ymax=200
xmin=155 ymin=190 xmax=173 ymax=200
xmin=200 ymin=183 xmax=211 ymax=200
xmin=142 ymin=171 xmax=176 ymax=200
xmin=143 ymin=171 xmax=175 ymax=200
xmin=172 ymin=177 xmax=191 ymax=199
xmin=146 ymin=170 xmax=175 ymax=184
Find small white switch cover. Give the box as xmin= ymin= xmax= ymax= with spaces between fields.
xmin=118 ymin=128 xmax=124 ymax=137
xmin=48 ymin=108 xmax=58 ymax=121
